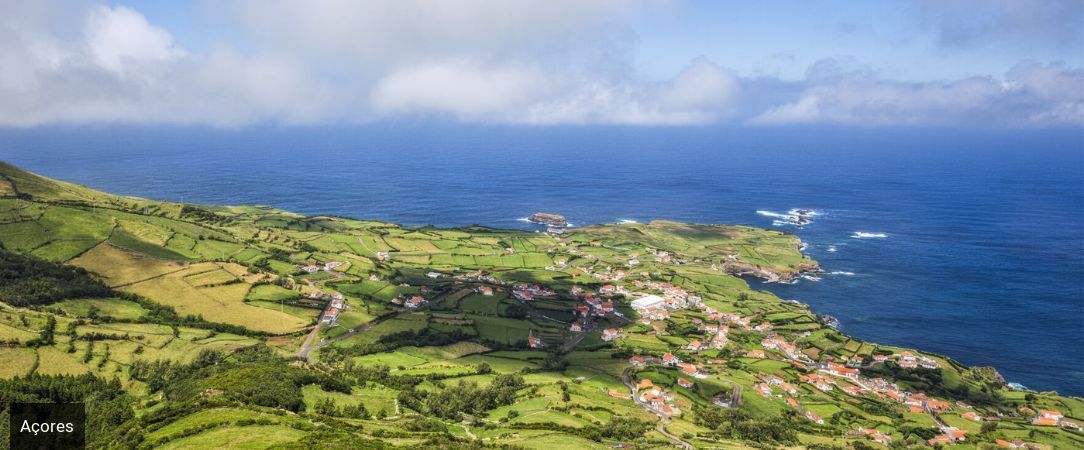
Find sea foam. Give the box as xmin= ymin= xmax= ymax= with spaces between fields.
xmin=851 ymin=232 xmax=887 ymax=239
xmin=757 ymin=209 xmax=818 ymax=227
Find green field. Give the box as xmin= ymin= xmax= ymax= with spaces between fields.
xmin=0 ymin=162 xmax=1080 ymax=450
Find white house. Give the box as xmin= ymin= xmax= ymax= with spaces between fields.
xmin=631 ymin=294 xmax=666 ymax=311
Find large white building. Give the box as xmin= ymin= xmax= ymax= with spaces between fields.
xmin=631 ymin=294 xmax=665 ymax=311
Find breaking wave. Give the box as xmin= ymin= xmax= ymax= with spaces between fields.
xmin=852 ymin=232 xmax=887 ymax=239
xmin=757 ymin=208 xmax=818 ymax=227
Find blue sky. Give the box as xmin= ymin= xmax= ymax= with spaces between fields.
xmin=630 ymin=1 xmax=1083 ymax=81
xmin=0 ymin=0 xmax=1080 ymax=127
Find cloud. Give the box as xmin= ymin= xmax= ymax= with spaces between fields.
xmin=85 ymin=5 xmax=185 ymax=72
xmin=0 ymin=0 xmax=1079 ymax=128
xmin=749 ymin=61 xmax=1084 ymax=127
xmin=370 ymin=58 xmax=739 ymax=125
xmin=0 ymin=2 xmax=335 ymax=126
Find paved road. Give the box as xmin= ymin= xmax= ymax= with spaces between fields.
xmin=621 ymin=368 xmax=694 ymax=450
xmin=297 ymin=288 xmax=458 ymax=363
xmin=298 ymin=322 xmax=323 ymax=362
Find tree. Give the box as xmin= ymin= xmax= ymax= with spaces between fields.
xmin=314 ymin=398 xmax=338 ymax=416
xmin=37 ymin=315 xmax=57 ymax=345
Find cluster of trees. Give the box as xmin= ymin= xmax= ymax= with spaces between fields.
xmin=693 ymin=407 xmax=798 ymax=445
xmin=590 ymin=416 xmax=653 ymax=441
xmin=130 ymin=345 xmax=345 ymax=413
xmin=398 ymin=374 xmax=526 ymax=420
xmin=499 ymin=303 xmax=530 ymax=319
xmin=0 ymin=373 xmax=133 ymax=447
xmin=312 ymin=397 xmax=369 ymax=419
xmin=178 ymin=205 xmax=231 ymax=225
xmin=335 ymin=328 xmax=470 ymax=357
xmin=0 ymin=248 xmax=113 ymax=306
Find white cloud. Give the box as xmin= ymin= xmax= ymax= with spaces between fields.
xmin=749 ymin=61 xmax=1084 ymax=127
xmin=370 ymin=61 xmax=555 ymax=120
xmin=0 ymin=1 xmax=1079 ymax=128
xmin=85 ymin=5 xmax=185 ymax=72
xmin=369 ymin=58 xmax=739 ymax=125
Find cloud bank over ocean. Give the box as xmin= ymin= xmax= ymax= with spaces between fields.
xmin=0 ymin=0 xmax=1080 ymax=127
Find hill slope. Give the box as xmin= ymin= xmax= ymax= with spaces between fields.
xmin=0 ymin=162 xmax=1081 ymax=450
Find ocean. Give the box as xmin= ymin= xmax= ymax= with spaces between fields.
xmin=2 ymin=124 xmax=1081 ymax=395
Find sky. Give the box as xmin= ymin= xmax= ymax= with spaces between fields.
xmin=0 ymin=0 xmax=1081 ymax=128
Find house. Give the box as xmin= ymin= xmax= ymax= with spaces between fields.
xmin=658 ymin=404 xmax=680 ymax=415
xmin=710 ymin=335 xmax=729 ymax=349
xmin=678 ymin=362 xmax=699 ymax=376
xmin=745 ymin=350 xmax=766 ymax=359
xmin=927 ymin=400 xmax=951 ymax=411
xmin=753 ymin=322 xmax=773 ymax=332
xmin=805 ymin=411 xmax=824 ymax=424
xmin=608 ymin=389 xmax=631 ymax=399
xmin=324 ymin=261 xmax=343 ymax=271
xmin=569 ymin=321 xmax=583 ymax=332
xmin=630 ymin=294 xmax=666 ymax=312
xmin=1032 ymin=410 xmax=1063 ymax=426
xmin=995 ymin=439 xmax=1028 ymax=448
xmin=636 ymin=379 xmax=654 ymax=390
xmin=426 ymin=271 xmax=443 ymax=279
xmin=527 ymin=330 xmax=544 ymax=349
xmin=928 ymin=435 xmax=953 ymax=446
xmin=855 ymin=429 xmax=891 ymax=445
xmin=942 ymin=427 xmax=967 ymax=441
xmin=847 ymin=355 xmax=865 ymax=367
xmin=404 ymin=295 xmax=426 ymax=309
xmin=321 ymin=307 xmax=340 ymax=324
xmin=629 ymin=355 xmax=646 ymax=367
xmin=685 ymin=340 xmax=703 ymax=352
xmin=662 ymin=353 xmax=680 ymax=366
xmin=677 ymin=378 xmax=694 ymax=388
xmin=826 ymin=362 xmax=860 ymax=379
xmin=598 ymin=301 xmax=614 ymax=313
xmin=872 ymin=354 xmax=888 ymax=362
xmin=478 ymin=286 xmax=494 ymax=296
xmin=962 ymin=412 xmax=981 ymax=421
xmin=755 ymin=383 xmax=772 ymax=397
xmin=602 ymin=328 xmax=619 ymax=341
xmin=786 ymin=397 xmax=799 ymax=409
xmin=375 ymin=251 xmax=390 ymax=261
xmin=300 ymin=265 xmax=321 ymax=274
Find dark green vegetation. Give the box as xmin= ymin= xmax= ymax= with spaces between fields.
xmin=0 ymin=162 xmax=1081 ymax=450
xmin=0 ymin=248 xmax=112 ymax=306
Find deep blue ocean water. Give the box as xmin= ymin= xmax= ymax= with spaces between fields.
xmin=2 ymin=125 xmax=1081 ymax=395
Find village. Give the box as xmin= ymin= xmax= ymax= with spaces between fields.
xmin=290 ymin=228 xmax=1079 ymax=450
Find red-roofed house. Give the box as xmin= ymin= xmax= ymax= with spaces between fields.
xmin=662 ymin=353 xmax=679 ymax=366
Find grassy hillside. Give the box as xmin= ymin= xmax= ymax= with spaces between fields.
xmin=0 ymin=161 xmax=1080 ymax=450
